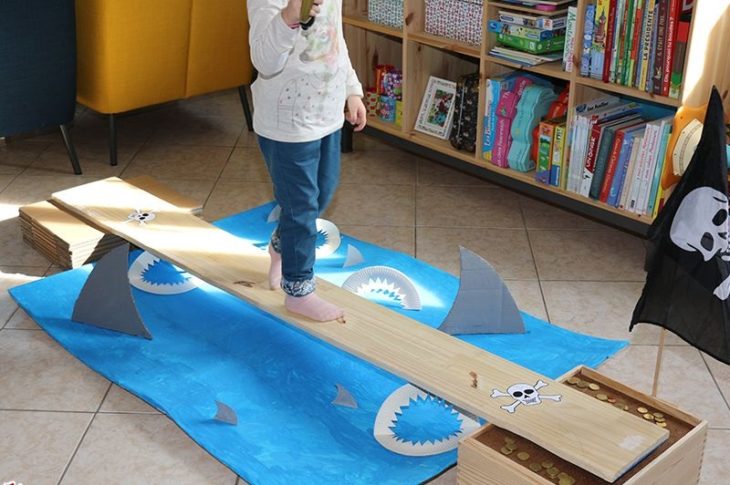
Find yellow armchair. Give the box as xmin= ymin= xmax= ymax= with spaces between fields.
xmin=75 ymin=0 xmax=254 ymax=164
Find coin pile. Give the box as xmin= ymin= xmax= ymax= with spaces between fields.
xmin=637 ymin=407 xmax=669 ymax=428
xmin=499 ymin=436 xmax=577 ymax=483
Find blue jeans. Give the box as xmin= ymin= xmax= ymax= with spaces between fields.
xmin=257 ymin=130 xmax=341 ymax=296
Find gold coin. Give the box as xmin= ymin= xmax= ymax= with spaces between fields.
xmin=655 ymin=417 xmax=666 ymax=423
xmin=541 ymin=460 xmax=554 ymax=469
xmin=529 ymin=463 xmax=542 ymax=472
xmin=588 ymin=383 xmax=600 ymax=391
xmin=559 ymin=478 xmax=576 ymax=485
xmin=657 ymin=422 xmax=667 ymax=428
xmin=653 ymin=412 xmax=664 ymax=419
xmin=516 ymin=451 xmax=530 ymax=461
xmin=637 ymin=406 xmax=649 ymax=414
xmin=643 ymin=413 xmax=655 ymax=421
xmin=558 ymin=472 xmax=570 ymax=479
xmin=567 ymin=377 xmax=580 ymax=385
xmin=506 ymin=442 xmax=518 ymax=451
xmin=607 ymin=397 xmax=617 ymax=403
xmin=596 ymin=393 xmax=608 ymax=401
xmin=500 ymin=446 xmax=513 ymax=455
xmin=614 ymin=403 xmax=624 ymax=409
xmin=504 ymin=437 xmax=515 ymax=444
xmin=577 ymin=381 xmax=588 ymax=389
xmin=547 ymin=467 xmax=560 ymax=477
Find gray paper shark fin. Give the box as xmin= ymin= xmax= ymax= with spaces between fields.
xmin=342 ymin=244 xmax=365 ymax=268
xmin=214 ymin=400 xmax=238 ymax=425
xmin=332 ymin=384 xmax=358 ymax=409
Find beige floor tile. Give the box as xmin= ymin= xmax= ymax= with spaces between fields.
xmin=61 ymin=414 xmax=237 ymax=485
xmin=0 ymin=266 xmax=47 ymax=327
xmin=236 ymin=128 xmax=259 ymax=148
xmin=0 ymin=329 xmax=110 ymax=411
xmin=71 ymin=110 xmax=156 ymax=145
xmin=0 ymin=410 xmax=92 ymax=485
xmin=700 ymin=429 xmax=730 ymax=484
xmin=338 ymin=224 xmax=415 ymax=256
xmin=340 ymin=150 xmax=416 ymax=185
xmin=0 ymin=173 xmax=16 ymax=193
xmin=417 ymin=159 xmax=494 ymax=187
xmin=541 ymin=281 xmax=687 ymax=345
xmin=153 ymin=178 xmax=216 ymax=209
xmin=506 ymin=280 xmax=548 ymax=320
xmin=0 ymin=219 xmax=55 ymax=266
xmin=352 ymin=132 xmax=402 ymax=151
xmin=219 ymin=147 xmax=271 ymax=182
xmin=5 ymin=308 xmax=40 ymax=330
xmin=174 ymin=89 xmax=248 ymax=119
xmin=417 ymin=185 xmax=523 ymax=228
xmin=702 ymin=352 xmax=730 ymax=405
xmin=0 ymin=173 xmax=100 ymax=208
xmin=146 ymin=115 xmax=244 ymax=147
xmin=323 ymin=183 xmax=416 ymax=226
xmin=0 ymin=139 xmax=50 ymax=174
xmin=520 ymin=196 xmax=604 ymax=231
xmin=99 ymin=385 xmax=160 ymax=414
xmin=26 ymin=140 xmax=141 ymax=177
xmin=530 ymin=229 xmax=646 ymax=281
xmin=599 ymin=345 xmax=730 ymax=428
xmin=122 ymin=144 xmax=231 ymax=181
xmin=416 ymin=227 xmax=537 ymax=280
xmin=203 ymin=181 xmax=273 ymax=221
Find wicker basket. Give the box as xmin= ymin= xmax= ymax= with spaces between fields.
xmin=425 ymin=0 xmax=483 ymax=45
xmin=368 ymin=0 xmax=404 ymax=28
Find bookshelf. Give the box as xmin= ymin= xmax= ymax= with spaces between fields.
xmin=343 ymin=0 xmax=730 ymax=234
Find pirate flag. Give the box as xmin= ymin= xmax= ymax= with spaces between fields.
xmin=631 ymin=87 xmax=730 ymax=364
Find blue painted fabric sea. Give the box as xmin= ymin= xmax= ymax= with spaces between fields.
xmin=10 ymin=202 xmax=627 ymax=485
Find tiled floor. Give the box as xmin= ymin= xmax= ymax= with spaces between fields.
xmin=0 ymin=89 xmax=728 ymax=484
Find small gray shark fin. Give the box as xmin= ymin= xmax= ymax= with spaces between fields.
xmin=342 ymin=244 xmax=365 ymax=268
xmin=332 ymin=384 xmax=358 ymax=409
xmin=214 ymin=400 xmax=238 ymax=425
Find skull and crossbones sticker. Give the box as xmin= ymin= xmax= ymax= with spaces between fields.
xmin=125 ymin=209 xmax=157 ymax=225
xmin=491 ymin=380 xmax=562 ymax=414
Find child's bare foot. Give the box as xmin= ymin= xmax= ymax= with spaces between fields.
xmin=285 ymin=293 xmax=345 ymax=322
xmin=268 ymin=244 xmax=282 ymax=290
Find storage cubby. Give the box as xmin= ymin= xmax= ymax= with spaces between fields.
xmin=342 ymin=0 xmax=730 ymax=234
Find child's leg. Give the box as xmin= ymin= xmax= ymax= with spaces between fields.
xmin=316 ymin=129 xmax=342 ymax=215
xmin=257 ymin=134 xmax=344 ymax=322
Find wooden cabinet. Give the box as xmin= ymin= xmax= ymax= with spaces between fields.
xmin=343 ymin=0 xmax=730 ymax=234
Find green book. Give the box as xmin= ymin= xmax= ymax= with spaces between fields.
xmin=616 ymin=0 xmax=634 ymax=84
xmin=496 ymin=33 xmax=565 ymax=54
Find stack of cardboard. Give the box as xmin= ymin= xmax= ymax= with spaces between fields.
xmin=19 ymin=176 xmax=203 ymax=268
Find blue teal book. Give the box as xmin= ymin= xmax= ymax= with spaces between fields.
xmin=581 ymin=4 xmax=596 ymax=77
xmin=608 ymin=126 xmax=646 ymax=206
xmin=589 ymin=116 xmax=642 ymax=199
xmin=646 ymin=124 xmax=672 ymax=214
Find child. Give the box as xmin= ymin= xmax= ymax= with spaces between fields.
xmin=248 ymin=0 xmax=367 ymax=322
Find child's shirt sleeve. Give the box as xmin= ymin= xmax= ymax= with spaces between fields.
xmin=247 ymin=0 xmax=300 ymax=76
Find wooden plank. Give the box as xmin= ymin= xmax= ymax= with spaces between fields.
xmin=52 ymin=177 xmax=668 ymax=482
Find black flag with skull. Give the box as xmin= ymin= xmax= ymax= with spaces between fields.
xmin=631 ymin=87 xmax=730 ymax=364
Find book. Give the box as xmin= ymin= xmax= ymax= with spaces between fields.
xmin=551 ymin=120 xmax=568 ymax=186
xmin=646 ymin=123 xmax=672 ymax=215
xmin=589 ymin=117 xmax=643 ymax=199
xmin=490 ymin=47 xmax=564 ymax=65
xmin=607 ymin=126 xmax=645 ymax=206
xmin=537 ymin=120 xmax=558 ymax=184
xmin=581 ymin=4 xmax=596 ymax=77
xmin=483 ymin=76 xmax=517 ymax=162
xmin=662 ymin=0 xmax=681 ymax=96
xmin=636 ymin=116 xmax=672 ymax=213
xmin=488 ymin=20 xmax=565 ymax=41
xmin=627 ymin=0 xmax=646 ymax=86
xmin=599 ymin=122 xmax=642 ymax=201
xmin=653 ymin=0 xmax=669 ymax=94
xmin=608 ymin=0 xmax=626 ymax=83
xmin=496 ymin=32 xmax=566 ymax=54
xmin=619 ymin=132 xmax=644 ymax=209
xmin=602 ymin=0 xmax=617 ymax=82
xmin=621 ymin=0 xmax=640 ymax=85
xmin=616 ymin=0 xmax=633 ymax=84
xmin=669 ymin=17 xmax=690 ymax=98
xmin=646 ymin=1 xmax=660 ymax=91
xmin=563 ymin=6 xmax=578 ymax=72
xmin=638 ymin=0 xmax=657 ymax=90
xmin=498 ymin=10 xmax=568 ymax=30
xmin=626 ymin=123 xmax=656 ymax=212
xmin=590 ymin=0 xmax=610 ymax=79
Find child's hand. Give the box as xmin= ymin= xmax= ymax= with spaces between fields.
xmin=282 ymin=0 xmax=323 ymax=26
xmin=346 ymin=95 xmax=367 ymax=132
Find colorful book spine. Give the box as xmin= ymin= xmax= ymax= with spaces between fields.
xmin=537 ymin=121 xmax=557 ymax=184
xmin=653 ymin=0 xmax=669 ymax=94
xmin=602 ymin=0 xmax=617 ymax=81
xmin=616 ymin=0 xmax=633 ymax=84
xmin=483 ymin=77 xmax=513 ymax=162
xmin=647 ymin=124 xmax=672 ymax=215
xmin=580 ymin=122 xmax=605 ymax=196
xmin=662 ymin=0 xmax=681 ymax=96
xmin=669 ymin=19 xmax=690 ymax=98
xmin=591 ymin=0 xmax=610 ymax=79
xmin=608 ymin=0 xmax=626 ymax=83
xmin=599 ymin=127 xmax=630 ymax=201
xmin=488 ymin=21 xmax=565 ymax=41
xmin=563 ymin=6 xmax=578 ymax=72
xmin=609 ymin=128 xmax=644 ymax=206
xmin=628 ymin=0 xmax=646 ymax=86
xmin=551 ymin=122 xmax=567 ymax=187
xmin=621 ymin=0 xmax=639 ymax=85
xmin=638 ymin=0 xmax=657 ymax=90
xmin=646 ymin=1 xmax=660 ymax=92
xmin=496 ymin=33 xmax=565 ymax=54
xmin=619 ymin=133 xmax=644 ymax=209
xmin=581 ymin=4 xmax=596 ymax=77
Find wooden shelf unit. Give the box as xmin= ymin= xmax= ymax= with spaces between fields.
xmin=343 ymin=0 xmax=730 ymax=235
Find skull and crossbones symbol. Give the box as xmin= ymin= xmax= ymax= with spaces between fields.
xmin=491 ymin=380 xmax=562 ymax=413
xmin=670 ymin=187 xmax=730 ymax=299
xmin=126 ymin=209 xmax=156 ymax=225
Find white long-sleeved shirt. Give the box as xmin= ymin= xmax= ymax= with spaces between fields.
xmin=247 ymin=0 xmax=363 ymax=142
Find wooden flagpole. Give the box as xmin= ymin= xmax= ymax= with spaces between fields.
xmin=651 ymin=328 xmax=667 ymax=397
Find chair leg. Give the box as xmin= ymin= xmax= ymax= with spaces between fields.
xmin=238 ymin=85 xmax=253 ymax=132
xmin=341 ymin=121 xmax=354 ymax=153
xmin=109 ymin=113 xmax=118 ymax=166
xmin=59 ymin=124 xmax=82 ymax=175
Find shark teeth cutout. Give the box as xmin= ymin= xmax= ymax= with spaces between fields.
xmin=128 ymin=251 xmax=198 ymax=295
xmin=315 ymin=218 xmax=341 ymax=258
xmin=373 ymin=384 xmax=480 ymax=456
xmin=342 ymin=266 xmax=421 ymax=310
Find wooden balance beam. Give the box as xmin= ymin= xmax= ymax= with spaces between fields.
xmin=52 ymin=177 xmax=667 ymax=482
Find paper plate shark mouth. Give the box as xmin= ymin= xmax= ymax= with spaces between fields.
xmin=342 ymin=266 xmax=422 ymax=310
xmin=373 ymin=384 xmax=480 ymax=456
xmin=128 ymin=251 xmax=198 ymax=295
xmin=315 ymin=218 xmax=341 ymax=257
